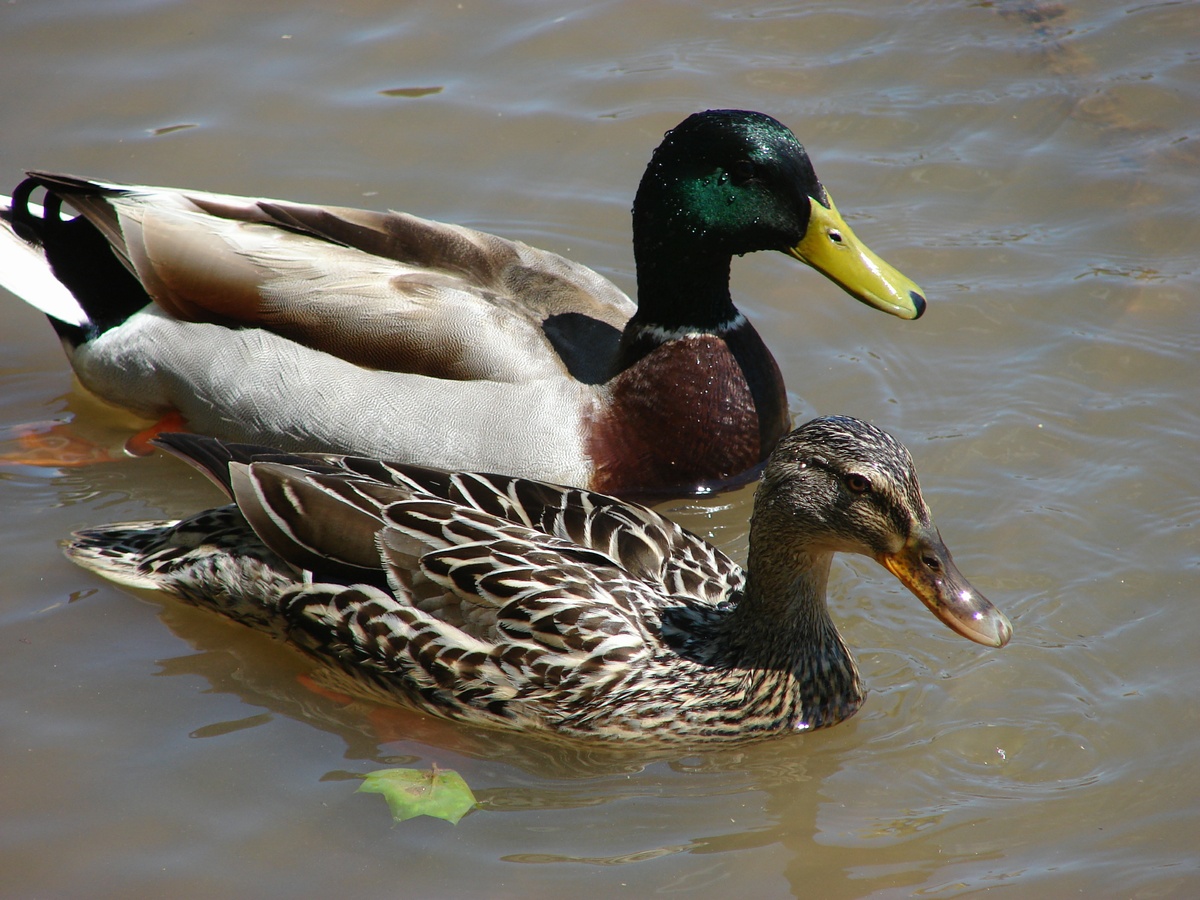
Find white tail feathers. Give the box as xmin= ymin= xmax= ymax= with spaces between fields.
xmin=0 ymin=196 xmax=90 ymax=327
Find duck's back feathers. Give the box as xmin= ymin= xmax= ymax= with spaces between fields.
xmin=153 ymin=432 xmax=744 ymax=605
xmin=10 ymin=173 xmax=634 ymax=384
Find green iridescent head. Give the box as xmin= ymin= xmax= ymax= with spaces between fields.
xmin=633 ymin=110 xmax=925 ymax=319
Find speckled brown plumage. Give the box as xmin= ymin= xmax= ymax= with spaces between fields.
xmin=65 ymin=417 xmax=1011 ymax=744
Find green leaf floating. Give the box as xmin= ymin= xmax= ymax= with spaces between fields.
xmin=358 ymin=765 xmax=477 ymax=824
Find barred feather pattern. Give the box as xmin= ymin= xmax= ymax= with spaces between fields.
xmin=65 ymin=450 xmax=810 ymax=741
xmin=65 ymin=417 xmax=1012 ymax=743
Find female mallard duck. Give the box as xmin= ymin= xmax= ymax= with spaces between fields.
xmin=0 ymin=110 xmax=924 ymax=497
xmin=66 ymin=416 xmax=1010 ymax=743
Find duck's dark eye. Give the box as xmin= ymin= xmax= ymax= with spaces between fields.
xmin=729 ymin=159 xmax=757 ymax=184
xmin=844 ymin=473 xmax=871 ymax=494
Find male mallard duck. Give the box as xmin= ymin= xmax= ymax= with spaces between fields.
xmin=66 ymin=416 xmax=1010 ymax=743
xmin=0 ymin=110 xmax=925 ymax=496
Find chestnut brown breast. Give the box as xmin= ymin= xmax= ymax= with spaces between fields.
xmin=587 ymin=325 xmax=788 ymax=496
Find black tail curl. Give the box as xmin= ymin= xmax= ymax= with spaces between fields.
xmin=5 ymin=173 xmax=150 ymax=344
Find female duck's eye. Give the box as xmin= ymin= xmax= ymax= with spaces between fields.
xmin=729 ymin=160 xmax=756 ymax=184
xmin=844 ymin=473 xmax=871 ymax=494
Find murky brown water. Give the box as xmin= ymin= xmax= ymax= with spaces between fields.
xmin=2 ymin=0 xmax=1198 ymax=896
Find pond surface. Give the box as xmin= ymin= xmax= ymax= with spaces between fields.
xmin=1 ymin=0 xmax=1197 ymax=896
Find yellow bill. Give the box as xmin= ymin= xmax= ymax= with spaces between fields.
xmin=790 ymin=191 xmax=926 ymax=320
